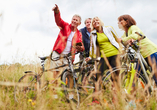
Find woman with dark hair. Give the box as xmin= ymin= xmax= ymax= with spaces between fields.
xmin=118 ymin=14 xmax=157 ymax=85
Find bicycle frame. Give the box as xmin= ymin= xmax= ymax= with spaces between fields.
xmin=64 ymin=54 xmax=77 ymax=88
xmin=124 ymin=49 xmax=151 ymax=94
xmin=23 ymin=52 xmax=79 ymax=90
xmin=136 ymin=50 xmax=151 ymax=83
xmin=123 ymin=38 xmax=152 ymax=94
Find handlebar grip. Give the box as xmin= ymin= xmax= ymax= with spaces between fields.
xmin=135 ymin=32 xmax=146 ymax=42
xmin=135 ymin=32 xmax=146 ymax=39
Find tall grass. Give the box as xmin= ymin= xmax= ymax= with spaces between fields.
xmin=0 ymin=62 xmax=157 ymax=110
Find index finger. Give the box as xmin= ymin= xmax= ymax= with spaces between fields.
xmin=55 ymin=4 xmax=58 ymax=8
xmin=52 ymin=4 xmax=58 ymax=11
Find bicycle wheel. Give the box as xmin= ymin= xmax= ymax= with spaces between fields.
xmin=102 ymin=66 xmax=147 ymax=98
xmin=77 ymin=66 xmax=96 ymax=104
xmin=62 ymin=70 xmax=80 ymax=107
xmin=14 ymin=73 xmax=40 ymax=103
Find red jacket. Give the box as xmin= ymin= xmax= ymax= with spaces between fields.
xmin=52 ymin=11 xmax=84 ymax=62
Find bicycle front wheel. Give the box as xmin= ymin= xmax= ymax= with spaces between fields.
xmin=76 ymin=67 xmax=96 ymax=104
xmin=102 ymin=66 xmax=147 ymax=97
xmin=62 ymin=70 xmax=80 ymax=107
xmin=14 ymin=73 xmax=40 ymax=103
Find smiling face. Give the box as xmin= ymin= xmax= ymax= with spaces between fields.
xmin=85 ymin=18 xmax=91 ymax=29
xmin=92 ymin=17 xmax=101 ymax=31
xmin=91 ymin=17 xmax=104 ymax=32
xmin=71 ymin=15 xmax=81 ymax=28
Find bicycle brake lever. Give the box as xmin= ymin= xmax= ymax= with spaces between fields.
xmin=132 ymin=41 xmax=139 ymax=49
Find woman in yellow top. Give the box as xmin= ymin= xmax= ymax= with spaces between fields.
xmin=118 ymin=14 xmax=157 ymax=85
xmin=86 ymin=17 xmax=120 ymax=104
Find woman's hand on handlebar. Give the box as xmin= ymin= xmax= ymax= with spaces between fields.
xmin=120 ymin=38 xmax=135 ymax=46
xmin=127 ymin=39 xmax=135 ymax=46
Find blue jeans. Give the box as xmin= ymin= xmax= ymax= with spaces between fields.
xmin=136 ymin=52 xmax=157 ymax=85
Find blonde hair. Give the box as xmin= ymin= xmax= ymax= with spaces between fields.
xmin=91 ymin=17 xmax=104 ymax=31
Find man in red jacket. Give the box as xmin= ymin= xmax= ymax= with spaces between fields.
xmin=51 ymin=4 xmax=84 ymax=81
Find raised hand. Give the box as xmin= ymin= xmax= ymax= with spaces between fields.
xmin=52 ymin=4 xmax=59 ymax=14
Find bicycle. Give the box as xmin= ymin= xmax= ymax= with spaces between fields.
xmin=61 ymin=52 xmax=99 ymax=106
xmin=102 ymin=32 xmax=153 ymax=102
xmin=14 ymin=52 xmax=79 ymax=104
xmin=14 ymin=51 xmax=98 ymax=107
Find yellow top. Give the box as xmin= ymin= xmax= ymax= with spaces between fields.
xmin=97 ymin=32 xmax=119 ymax=57
xmin=122 ymin=25 xmax=157 ymax=58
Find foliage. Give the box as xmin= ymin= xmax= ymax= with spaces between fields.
xmin=0 ymin=63 xmax=157 ymax=110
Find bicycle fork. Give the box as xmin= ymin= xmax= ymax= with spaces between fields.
xmin=125 ymin=63 xmax=136 ymax=94
xmin=67 ymin=57 xmax=77 ymax=88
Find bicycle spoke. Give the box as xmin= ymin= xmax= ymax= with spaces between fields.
xmin=14 ymin=74 xmax=39 ymax=103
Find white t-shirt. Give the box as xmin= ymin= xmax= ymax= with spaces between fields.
xmin=62 ymin=31 xmax=75 ymax=54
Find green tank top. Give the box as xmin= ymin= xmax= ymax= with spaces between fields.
xmin=97 ymin=32 xmax=119 ymax=58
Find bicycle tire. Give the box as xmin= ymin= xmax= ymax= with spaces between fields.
xmin=76 ymin=59 xmax=99 ymax=104
xmin=62 ymin=70 xmax=80 ymax=107
xmin=102 ymin=66 xmax=147 ymax=96
xmin=77 ymin=68 xmax=96 ymax=104
xmin=14 ymin=73 xmax=40 ymax=103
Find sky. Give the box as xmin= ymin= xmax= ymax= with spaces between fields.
xmin=0 ymin=0 xmax=157 ymax=65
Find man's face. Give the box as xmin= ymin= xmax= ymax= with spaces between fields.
xmin=85 ymin=19 xmax=91 ymax=29
xmin=71 ymin=16 xmax=81 ymax=28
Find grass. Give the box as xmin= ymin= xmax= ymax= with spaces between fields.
xmin=0 ymin=63 xmax=157 ymax=110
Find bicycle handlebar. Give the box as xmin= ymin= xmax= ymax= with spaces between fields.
xmin=135 ymin=32 xmax=146 ymax=38
xmin=121 ymin=32 xmax=146 ymax=49
xmin=39 ymin=51 xmax=87 ymax=62
xmin=135 ymin=32 xmax=146 ymax=42
xmin=132 ymin=32 xmax=146 ymax=49
xmin=51 ymin=51 xmax=81 ymax=61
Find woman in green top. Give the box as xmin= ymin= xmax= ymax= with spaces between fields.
xmin=86 ymin=17 xmax=120 ymax=104
xmin=88 ymin=17 xmax=120 ymax=77
xmin=118 ymin=14 xmax=157 ymax=85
